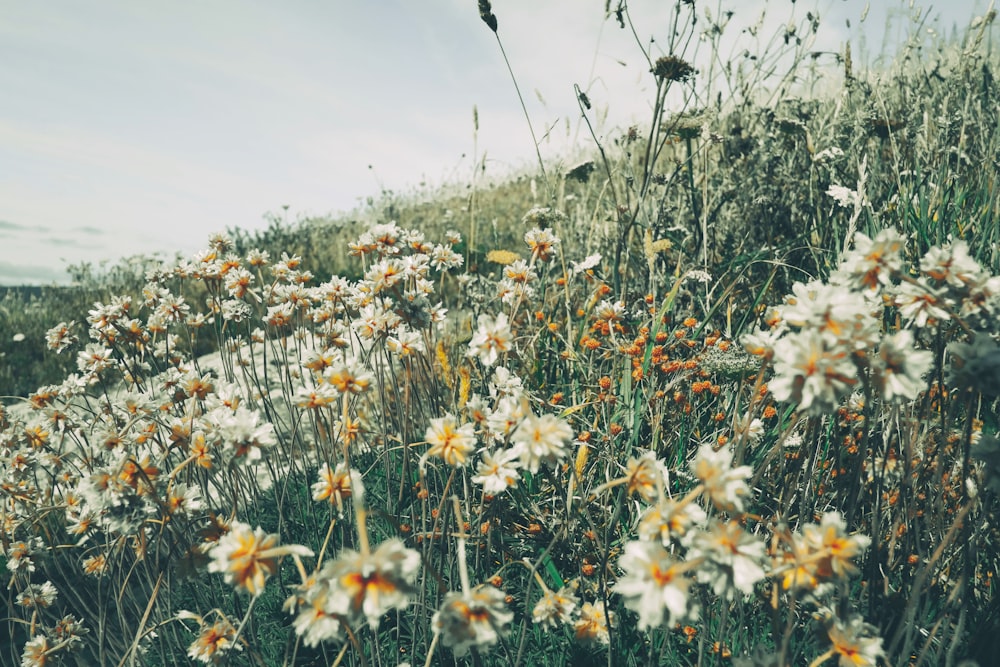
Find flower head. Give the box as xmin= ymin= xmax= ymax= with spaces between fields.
xmin=688 ymin=519 xmax=767 ymax=598
xmin=213 ymin=407 xmax=276 ymax=465
xmin=615 ymin=540 xmax=694 ymax=629
xmin=208 ymin=520 xmax=312 ymax=596
xmin=424 ymin=414 xmax=477 ymax=468
xmin=510 ymin=413 xmax=574 ymax=473
xmin=637 ymin=497 xmax=708 ymax=545
xmin=920 ymin=239 xmax=983 ymax=288
xmin=186 ymin=617 xmax=242 ymax=664
xmin=825 ymin=615 xmax=885 ymax=667
xmin=311 ymin=463 xmax=365 ymax=513
xmin=324 ymin=538 xmax=421 ymax=629
xmin=769 ymin=330 xmax=858 ymax=415
xmin=524 ymin=227 xmax=560 ymax=261
xmin=873 ymin=330 xmax=933 ymax=402
xmin=802 ymin=512 xmax=871 ymax=581
xmin=16 ymin=581 xmax=58 ymax=609
xmin=624 ymin=451 xmax=669 ymax=503
xmin=468 ymin=313 xmax=512 ymax=367
xmin=472 ymin=449 xmax=521 ymax=495
xmin=691 ymin=443 xmax=753 ymax=513
xmin=532 ymin=588 xmax=577 ymax=629
xmin=832 ymin=228 xmax=906 ymax=290
xmin=574 ymin=601 xmax=614 ymax=646
xmin=433 ymin=584 xmax=513 ymax=657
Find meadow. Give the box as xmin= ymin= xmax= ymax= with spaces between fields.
xmin=2 ymin=2 xmax=1000 ymax=665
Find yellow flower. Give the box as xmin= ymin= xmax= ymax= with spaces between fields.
xmin=486 ymin=249 xmax=520 ymax=266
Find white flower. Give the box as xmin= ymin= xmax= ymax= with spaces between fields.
xmin=76 ymin=343 xmax=114 ymax=375
xmin=430 ymin=244 xmax=464 ymax=271
xmin=468 ymin=313 xmax=512 ymax=367
xmin=873 ymin=330 xmax=933 ymax=402
xmin=594 ymin=299 xmax=625 ymax=323
xmin=424 ymin=414 xmax=477 ymax=468
xmin=386 ymin=329 xmax=425 ymax=357
xmin=214 ymin=407 xmax=277 ymax=464
xmin=465 ymin=394 xmax=491 ymax=424
xmin=187 ymin=617 xmax=242 ymax=664
xmin=4 ymin=538 xmax=43 ymax=573
xmin=571 ymin=253 xmax=602 ymax=275
xmin=920 ymin=239 xmax=983 ymax=288
xmin=735 ymin=414 xmax=765 ymax=444
xmin=472 ymin=449 xmax=521 ymax=494
xmin=637 ymin=498 xmax=708 ymax=545
xmin=685 ymin=269 xmax=713 ymax=284
xmin=503 ymin=259 xmax=537 ymax=284
xmin=531 ymin=588 xmax=577 ymax=629
xmin=688 ymin=520 xmax=767 ymax=598
xmin=45 ymin=321 xmax=78 ymax=352
xmin=510 ymin=413 xmax=574 ymax=473
xmin=960 ymin=273 xmax=1000 ymax=319
xmin=691 ymin=443 xmax=753 ymax=513
xmin=831 ymin=228 xmax=906 ymax=290
xmin=813 ymin=146 xmax=844 ymax=163
xmin=311 ymin=462 xmax=365 ymax=511
xmin=323 ymin=354 xmax=373 ymax=394
xmin=208 ymin=521 xmax=313 ymax=596
xmin=826 ymin=615 xmax=885 ymax=667
xmin=802 ymin=511 xmax=871 ymax=581
xmin=365 ymin=258 xmax=405 ymax=293
xmin=165 ymin=483 xmax=202 ymax=517
xmin=323 ymin=538 xmax=421 ymax=629
xmin=769 ymin=330 xmax=857 ymax=415
xmin=741 ymin=328 xmax=785 ymax=357
xmin=624 ymin=451 xmax=669 ymax=503
xmin=524 ymin=227 xmax=560 ymax=261
xmin=827 ymin=184 xmax=859 ymax=208
xmin=574 ymin=601 xmax=614 ymax=646
xmin=779 ymin=280 xmax=879 ymax=349
xmin=486 ymin=396 xmax=527 ymax=441
xmin=891 ymin=279 xmax=952 ymax=327
xmin=489 ymin=366 xmax=523 ymax=398
xmin=615 ymin=540 xmax=694 ymax=629
xmin=221 ymin=299 xmax=253 ymax=322
xmin=293 ymin=384 xmax=338 ymax=409
xmin=16 ymin=581 xmax=58 ymax=608
xmin=433 ymin=585 xmax=513 ymax=657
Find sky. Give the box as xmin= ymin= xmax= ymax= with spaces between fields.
xmin=0 ymin=0 xmax=994 ymax=284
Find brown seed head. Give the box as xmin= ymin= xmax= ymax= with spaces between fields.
xmin=652 ymin=55 xmax=694 ymax=83
xmin=478 ymin=0 xmax=498 ymax=32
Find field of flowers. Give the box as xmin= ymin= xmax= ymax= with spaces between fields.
xmin=3 ymin=2 xmax=1000 ymax=666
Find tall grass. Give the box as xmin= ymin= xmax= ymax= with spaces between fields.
xmin=2 ymin=2 xmax=999 ymax=666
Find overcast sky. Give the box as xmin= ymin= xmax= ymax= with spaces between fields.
xmin=0 ymin=0 xmax=993 ymax=284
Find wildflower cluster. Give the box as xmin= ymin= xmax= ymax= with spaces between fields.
xmin=2 ymin=153 xmax=997 ymax=667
